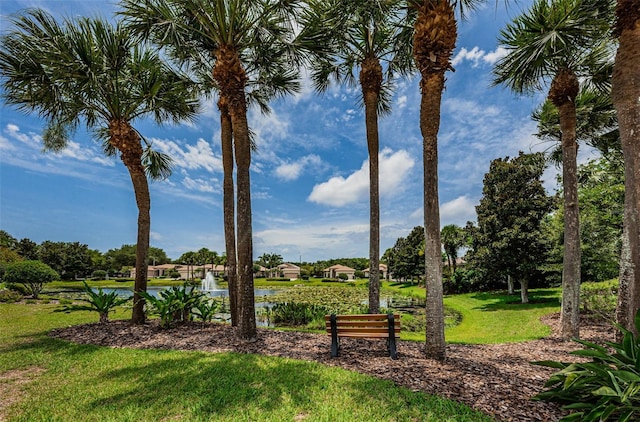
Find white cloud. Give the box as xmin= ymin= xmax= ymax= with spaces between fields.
xmin=452 ymin=46 xmax=508 ymax=67
xmin=153 ymin=137 xmax=222 ymax=173
xmin=440 ymin=196 xmax=477 ymax=225
xmin=483 ymin=46 xmax=509 ymax=65
xmin=274 ymin=154 xmax=323 ymax=181
xmin=396 ymin=95 xmax=407 ymax=109
xmin=308 ymin=148 xmax=415 ymax=206
xmin=182 ymin=176 xmax=217 ymax=193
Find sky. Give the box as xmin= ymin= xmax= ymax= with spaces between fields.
xmin=0 ymin=0 xmax=602 ymax=262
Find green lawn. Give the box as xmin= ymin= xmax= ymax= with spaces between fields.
xmin=0 ymin=303 xmax=493 ymax=421
xmin=383 ymin=282 xmax=561 ymax=343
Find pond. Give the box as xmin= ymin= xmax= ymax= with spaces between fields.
xmin=93 ymin=286 xmax=280 ymax=299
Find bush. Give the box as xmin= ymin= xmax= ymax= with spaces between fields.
xmin=91 ymin=270 xmax=107 ymax=280
xmin=266 ymin=277 xmax=291 ymax=282
xmin=139 ymin=284 xmax=207 ymax=328
xmin=263 ymin=302 xmax=329 ymax=327
xmin=4 ymin=282 xmax=29 ymax=295
xmin=338 ymin=273 xmax=349 ymax=281
xmin=321 ymin=278 xmax=339 ymax=283
xmin=581 ymin=279 xmax=618 ymax=322
xmin=2 ymin=260 xmax=59 ymax=299
xmin=0 ymin=289 xmax=22 ymax=303
xmin=443 ymin=269 xmax=476 ymax=295
xmin=533 ymin=310 xmax=640 ymax=421
xmin=354 ymin=270 xmax=365 ymax=279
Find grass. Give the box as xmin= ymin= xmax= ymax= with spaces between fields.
xmin=383 ymin=282 xmax=561 ymax=343
xmin=0 ymin=303 xmax=493 ymax=421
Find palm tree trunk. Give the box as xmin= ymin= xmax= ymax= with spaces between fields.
xmin=613 ymin=12 xmax=640 ymax=336
xmin=559 ymin=101 xmax=581 ymax=340
xmin=361 ymin=56 xmax=382 ymax=314
xmin=110 ymin=120 xmax=149 ymax=325
xmin=549 ymin=68 xmax=581 ymax=340
xmin=232 ymin=105 xmax=256 ymax=341
xmin=219 ymin=98 xmax=239 ymax=326
xmin=421 ymin=73 xmax=446 ymax=361
xmin=213 ymin=45 xmax=256 ymax=340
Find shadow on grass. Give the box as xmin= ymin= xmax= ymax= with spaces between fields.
xmin=470 ymin=290 xmax=560 ymax=312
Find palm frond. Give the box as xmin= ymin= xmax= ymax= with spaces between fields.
xmin=142 ymin=145 xmax=174 ymax=180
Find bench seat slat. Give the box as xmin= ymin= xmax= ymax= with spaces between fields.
xmin=326 ymin=320 xmax=397 ymax=328
xmin=324 ymin=314 xmax=393 ymax=321
xmin=337 ymin=332 xmax=400 ymax=338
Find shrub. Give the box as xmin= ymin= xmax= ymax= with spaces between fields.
xmin=354 ymin=270 xmax=365 ymax=279
xmin=321 ymin=278 xmax=339 ymax=283
xmin=263 ymin=302 xmax=329 ymax=327
xmin=91 ymin=270 xmax=107 ymax=280
xmin=338 ymin=273 xmax=349 ymax=281
xmin=581 ymin=279 xmax=618 ymax=322
xmin=2 ymin=260 xmax=59 ymax=299
xmin=0 ymin=289 xmax=22 ymax=303
xmin=191 ymin=299 xmax=220 ymax=322
xmin=139 ymin=284 xmax=207 ymax=328
xmin=533 ymin=310 xmax=640 ymax=421
xmin=4 ymin=282 xmax=29 ymax=295
xmin=56 ymin=281 xmax=131 ymax=323
xmin=266 ymin=277 xmax=291 ymax=282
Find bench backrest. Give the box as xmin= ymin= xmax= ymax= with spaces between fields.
xmin=324 ymin=313 xmax=401 ymax=338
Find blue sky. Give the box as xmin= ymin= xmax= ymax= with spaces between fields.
xmin=0 ymin=0 xmax=600 ymax=262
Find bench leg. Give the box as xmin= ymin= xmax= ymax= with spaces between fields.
xmin=330 ymin=314 xmax=339 ymax=357
xmin=388 ymin=313 xmax=398 ymax=359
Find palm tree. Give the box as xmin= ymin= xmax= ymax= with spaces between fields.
xmin=0 ymin=10 xmax=198 ymax=324
xmin=120 ymin=0 xmax=302 ymax=340
xmin=612 ymin=0 xmax=640 ymax=336
xmin=493 ymin=0 xmax=613 ymax=340
xmin=407 ymin=0 xmax=463 ymax=361
xmin=302 ymin=0 xmax=413 ymax=314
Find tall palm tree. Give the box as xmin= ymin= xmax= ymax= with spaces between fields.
xmin=0 ymin=10 xmax=198 ymax=324
xmin=302 ymin=0 xmax=413 ymax=314
xmin=120 ymin=0 xmax=302 ymax=340
xmin=493 ymin=0 xmax=613 ymax=340
xmin=612 ymin=0 xmax=640 ymax=336
xmin=407 ymin=0 xmax=464 ymax=361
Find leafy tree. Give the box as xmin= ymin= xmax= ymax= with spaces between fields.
xmin=441 ymin=224 xmax=464 ymax=274
xmin=3 ymin=260 xmax=59 ymax=299
xmin=612 ymin=0 xmax=640 ymax=338
xmin=303 ymin=0 xmax=412 ymax=314
xmin=37 ymin=241 xmax=93 ymax=280
xmin=494 ymin=0 xmax=613 ymax=339
xmin=104 ymin=245 xmax=168 ymax=274
xmin=121 ymin=0 xmax=302 ymax=339
xmin=0 ymin=10 xmax=198 ymax=324
xmin=386 ymin=227 xmax=425 ymax=282
xmin=0 ymin=247 xmax=23 ymax=280
xmin=15 ymin=238 xmax=38 ymax=260
xmin=471 ymin=152 xmax=554 ymax=304
xmin=546 ymin=158 xmax=624 ymax=283
xmin=0 ymin=231 xmax=17 ymax=249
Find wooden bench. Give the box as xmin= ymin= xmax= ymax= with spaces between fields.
xmin=325 ymin=313 xmax=401 ymax=359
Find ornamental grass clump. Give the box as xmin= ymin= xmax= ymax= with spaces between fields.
xmin=56 ymin=281 xmax=131 ymax=323
xmin=533 ymin=310 xmax=640 ymax=421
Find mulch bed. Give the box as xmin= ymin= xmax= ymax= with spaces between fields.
xmin=49 ymin=313 xmax=614 ymax=422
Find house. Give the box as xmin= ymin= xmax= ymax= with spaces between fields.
xmin=131 ymin=264 xmax=226 ymax=279
xmin=277 ymin=263 xmax=301 ymax=280
xmin=323 ymin=264 xmax=356 ymax=280
xmin=363 ymin=263 xmax=388 ymax=279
